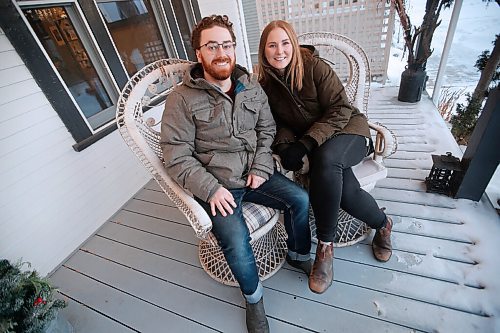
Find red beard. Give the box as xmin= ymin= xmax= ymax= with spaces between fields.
xmin=201 ymin=55 xmax=235 ymax=81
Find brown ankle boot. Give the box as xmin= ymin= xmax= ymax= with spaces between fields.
xmin=372 ymin=215 xmax=393 ymax=262
xmin=309 ymin=242 xmax=334 ymax=294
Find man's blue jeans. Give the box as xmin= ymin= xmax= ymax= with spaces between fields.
xmin=195 ymin=171 xmax=311 ymax=303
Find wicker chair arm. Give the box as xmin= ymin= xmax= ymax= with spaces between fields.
xmin=368 ymin=121 xmax=398 ymax=161
xmin=153 ymin=164 xmax=213 ymax=239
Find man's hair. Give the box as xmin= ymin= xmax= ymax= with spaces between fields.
xmin=191 ymin=15 xmax=236 ymax=51
xmin=257 ymin=20 xmax=307 ymax=92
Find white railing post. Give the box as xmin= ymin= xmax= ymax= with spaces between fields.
xmin=431 ymin=0 xmax=463 ymax=106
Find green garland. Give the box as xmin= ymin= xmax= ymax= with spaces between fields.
xmin=0 ymin=259 xmax=66 ymax=333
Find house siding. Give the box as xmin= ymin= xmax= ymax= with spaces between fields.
xmin=0 ymin=28 xmax=151 ymax=276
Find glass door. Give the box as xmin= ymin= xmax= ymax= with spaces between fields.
xmin=23 ymin=5 xmax=117 ymax=130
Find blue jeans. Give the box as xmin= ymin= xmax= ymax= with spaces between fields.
xmin=195 ymin=171 xmax=310 ymax=303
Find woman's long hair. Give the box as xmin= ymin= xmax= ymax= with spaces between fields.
xmin=257 ymin=20 xmax=307 ymax=92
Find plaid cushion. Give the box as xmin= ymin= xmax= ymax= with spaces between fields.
xmin=207 ymin=202 xmax=276 ymax=244
xmin=242 ymin=202 xmax=276 ymax=233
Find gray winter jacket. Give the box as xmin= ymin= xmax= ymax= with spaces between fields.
xmin=160 ymin=63 xmax=276 ymax=202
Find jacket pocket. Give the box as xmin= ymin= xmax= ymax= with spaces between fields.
xmin=193 ymin=109 xmax=212 ymax=122
xmin=238 ymin=101 xmax=259 ymax=132
xmin=192 ymin=103 xmax=229 ymax=142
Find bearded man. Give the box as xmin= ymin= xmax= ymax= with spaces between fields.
xmin=160 ymin=15 xmax=312 ymax=333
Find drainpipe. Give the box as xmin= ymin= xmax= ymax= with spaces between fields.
xmin=431 ymin=0 xmax=463 ymax=106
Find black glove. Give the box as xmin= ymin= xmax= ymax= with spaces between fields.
xmin=279 ymin=142 xmax=308 ymax=171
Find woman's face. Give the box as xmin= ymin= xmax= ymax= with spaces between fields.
xmin=264 ymin=27 xmax=293 ymax=70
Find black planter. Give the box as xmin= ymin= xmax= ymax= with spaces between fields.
xmin=398 ymin=67 xmax=427 ymax=103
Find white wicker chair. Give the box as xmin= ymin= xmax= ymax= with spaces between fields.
xmin=296 ymin=32 xmax=398 ymax=247
xmin=116 ymin=58 xmax=287 ymax=286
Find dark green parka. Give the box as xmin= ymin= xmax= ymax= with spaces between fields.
xmin=261 ymin=46 xmax=370 ymax=149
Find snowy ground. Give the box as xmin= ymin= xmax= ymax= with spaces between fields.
xmin=383 ymin=0 xmax=500 ymax=210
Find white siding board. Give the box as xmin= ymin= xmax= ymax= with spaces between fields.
xmin=2 ymin=132 xmax=130 ymax=214
xmin=0 ymin=103 xmax=56 ymax=141
xmin=0 ymin=35 xmax=150 ymax=275
xmin=0 ymin=128 xmax=70 ymax=175
xmin=2 ymin=133 xmax=150 ymax=275
xmin=0 ymin=65 xmax=31 ymax=88
xmin=0 ymin=34 xmax=13 ymax=52
xmin=40 ymin=167 xmax=147 ymax=274
xmin=0 ymin=135 xmax=74 ymax=192
xmin=0 ymin=50 xmax=24 ymax=70
xmin=0 ymin=113 xmax=63 ymax=156
xmin=0 ymin=78 xmax=43 ymax=105
xmin=0 ymin=92 xmax=49 ymax=123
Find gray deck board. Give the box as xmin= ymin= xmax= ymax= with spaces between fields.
xmin=50 ymin=88 xmax=499 ymax=332
xmin=57 ymin=297 xmax=136 ymax=333
xmin=51 ymin=264 xmax=219 ymax=332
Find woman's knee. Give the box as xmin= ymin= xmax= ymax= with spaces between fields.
xmin=313 ymin=148 xmax=342 ymax=168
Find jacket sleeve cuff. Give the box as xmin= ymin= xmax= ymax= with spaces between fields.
xmin=204 ymin=183 xmax=222 ymax=203
xmin=249 ymin=168 xmax=272 ymax=181
xmin=299 ymin=135 xmax=318 ymax=152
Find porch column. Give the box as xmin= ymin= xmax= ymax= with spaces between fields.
xmin=453 ymin=87 xmax=500 ymax=201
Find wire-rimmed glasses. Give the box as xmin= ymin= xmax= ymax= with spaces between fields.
xmin=199 ymin=41 xmax=236 ymax=55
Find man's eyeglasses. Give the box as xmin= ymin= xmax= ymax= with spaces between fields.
xmin=198 ymin=41 xmax=236 ymax=54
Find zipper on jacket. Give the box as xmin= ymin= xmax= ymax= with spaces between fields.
xmin=265 ymin=69 xmax=309 ymax=121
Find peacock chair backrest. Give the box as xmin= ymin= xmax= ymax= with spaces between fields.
xmin=298 ymin=32 xmax=371 ymax=116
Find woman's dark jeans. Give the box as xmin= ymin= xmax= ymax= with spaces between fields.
xmin=195 ymin=171 xmax=311 ymax=302
xmin=309 ymin=134 xmax=386 ymax=243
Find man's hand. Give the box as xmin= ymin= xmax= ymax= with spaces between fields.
xmin=246 ymin=174 xmax=266 ymax=189
xmin=208 ymin=187 xmax=237 ymax=217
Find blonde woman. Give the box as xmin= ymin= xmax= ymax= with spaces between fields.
xmin=258 ymin=20 xmax=393 ymax=294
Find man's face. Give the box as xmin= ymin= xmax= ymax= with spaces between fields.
xmin=196 ymin=26 xmax=236 ymax=83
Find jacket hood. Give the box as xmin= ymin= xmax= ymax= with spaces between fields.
xmin=300 ymin=44 xmax=319 ymax=57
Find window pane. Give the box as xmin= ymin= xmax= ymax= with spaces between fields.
xmin=97 ymin=0 xmax=168 ymax=76
xmin=23 ymin=7 xmax=113 ymax=130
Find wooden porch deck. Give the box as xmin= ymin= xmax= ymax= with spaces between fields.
xmin=49 ymin=87 xmax=500 ymax=332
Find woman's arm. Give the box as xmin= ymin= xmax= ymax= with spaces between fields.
xmin=304 ymin=57 xmax=356 ymax=146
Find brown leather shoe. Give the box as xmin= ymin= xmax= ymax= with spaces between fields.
xmin=309 ymin=242 xmax=334 ymax=294
xmin=372 ymin=215 xmax=393 ymax=262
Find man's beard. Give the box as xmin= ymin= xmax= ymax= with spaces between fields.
xmin=201 ymin=55 xmax=235 ymax=81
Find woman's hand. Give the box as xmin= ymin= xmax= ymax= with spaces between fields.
xmin=208 ymin=187 xmax=237 ymax=217
xmin=279 ymin=142 xmax=307 ymax=171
